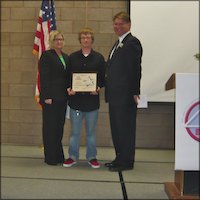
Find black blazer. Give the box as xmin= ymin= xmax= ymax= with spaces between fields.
xmin=105 ymin=33 xmax=143 ymax=106
xmin=39 ymin=49 xmax=69 ymax=103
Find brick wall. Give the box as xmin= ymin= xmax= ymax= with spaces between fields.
xmin=1 ymin=0 xmax=127 ymax=145
xmin=1 ymin=0 xmax=175 ymax=149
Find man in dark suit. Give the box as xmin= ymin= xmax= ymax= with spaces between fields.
xmin=105 ymin=12 xmax=143 ymax=171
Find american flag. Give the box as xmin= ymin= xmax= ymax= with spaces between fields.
xmin=33 ymin=0 xmax=56 ymax=104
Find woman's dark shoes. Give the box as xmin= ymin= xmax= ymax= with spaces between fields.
xmin=45 ymin=161 xmax=57 ymax=165
xmin=45 ymin=159 xmax=64 ymax=166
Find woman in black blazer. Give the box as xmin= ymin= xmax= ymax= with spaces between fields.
xmin=39 ymin=30 xmax=69 ymax=165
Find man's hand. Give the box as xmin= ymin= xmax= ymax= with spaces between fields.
xmin=133 ymin=95 xmax=140 ymax=105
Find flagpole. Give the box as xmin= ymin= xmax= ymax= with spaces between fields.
xmin=85 ymin=1 xmax=88 ymax=27
xmin=33 ymin=0 xmax=57 ymax=150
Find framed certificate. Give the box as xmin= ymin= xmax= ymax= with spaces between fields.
xmin=72 ymin=72 xmax=97 ymax=92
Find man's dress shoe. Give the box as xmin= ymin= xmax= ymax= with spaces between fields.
xmin=104 ymin=162 xmax=115 ymax=167
xmin=109 ymin=164 xmax=133 ymax=172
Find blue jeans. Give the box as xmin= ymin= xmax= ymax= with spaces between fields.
xmin=68 ymin=108 xmax=98 ymax=161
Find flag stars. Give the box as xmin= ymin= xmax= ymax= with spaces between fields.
xmin=40 ymin=0 xmax=57 ymax=31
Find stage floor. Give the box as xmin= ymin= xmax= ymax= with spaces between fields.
xmin=1 ymin=144 xmax=175 ymax=199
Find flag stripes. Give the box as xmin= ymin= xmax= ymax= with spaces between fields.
xmin=33 ymin=0 xmax=57 ymax=104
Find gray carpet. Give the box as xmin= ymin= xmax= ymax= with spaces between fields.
xmin=1 ymin=144 xmax=174 ymax=199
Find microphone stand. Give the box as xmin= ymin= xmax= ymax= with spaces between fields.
xmin=118 ymin=171 xmax=128 ymax=200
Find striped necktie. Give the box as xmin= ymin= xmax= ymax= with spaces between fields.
xmin=109 ymin=40 xmax=119 ymax=59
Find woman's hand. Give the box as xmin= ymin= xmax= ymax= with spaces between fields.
xmin=44 ymin=99 xmax=52 ymax=104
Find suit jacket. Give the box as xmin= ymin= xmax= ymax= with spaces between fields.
xmin=39 ymin=49 xmax=69 ymax=103
xmin=105 ymin=33 xmax=142 ymax=106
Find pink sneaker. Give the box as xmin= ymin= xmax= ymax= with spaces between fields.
xmin=88 ymin=159 xmax=100 ymax=168
xmin=63 ymin=158 xmax=77 ymax=167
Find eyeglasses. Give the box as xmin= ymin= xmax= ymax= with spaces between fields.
xmin=54 ymin=38 xmax=64 ymax=42
xmin=80 ymin=36 xmax=92 ymax=40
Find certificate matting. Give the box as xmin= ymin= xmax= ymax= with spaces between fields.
xmin=72 ymin=72 xmax=97 ymax=92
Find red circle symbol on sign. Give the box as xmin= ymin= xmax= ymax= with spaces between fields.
xmin=184 ymin=101 xmax=200 ymax=142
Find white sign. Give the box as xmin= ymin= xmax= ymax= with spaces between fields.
xmin=175 ymin=73 xmax=199 ymax=170
xmin=137 ymin=95 xmax=148 ymax=108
